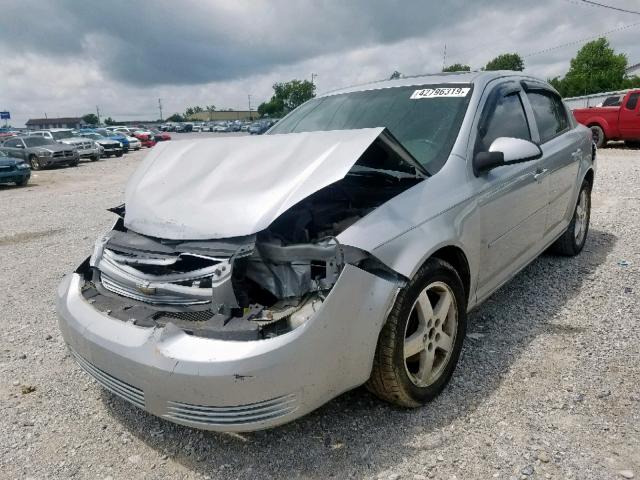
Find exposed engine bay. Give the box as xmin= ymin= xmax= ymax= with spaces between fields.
xmin=79 ymin=132 xmax=420 ymax=340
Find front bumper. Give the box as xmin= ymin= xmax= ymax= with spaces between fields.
xmin=76 ymin=147 xmax=101 ymax=159
xmin=0 ymin=168 xmax=29 ymax=184
xmin=57 ymin=265 xmax=397 ymax=432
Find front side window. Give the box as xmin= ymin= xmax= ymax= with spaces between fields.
xmin=4 ymin=138 xmax=20 ymax=148
xmin=527 ymin=91 xmax=569 ymax=143
xmin=269 ymin=84 xmax=473 ymax=175
xmin=625 ymin=93 xmax=639 ymax=111
xmin=478 ymin=92 xmax=531 ymax=152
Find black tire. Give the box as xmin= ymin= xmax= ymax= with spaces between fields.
xmin=549 ymin=179 xmax=591 ymax=256
xmin=28 ymin=155 xmax=41 ymax=171
xmin=90 ymin=154 xmax=100 ymax=162
xmin=15 ymin=176 xmax=29 ymax=187
xmin=625 ymin=140 xmax=640 ymax=149
xmin=69 ymin=159 xmax=79 ymax=167
xmin=116 ymin=152 xmax=123 ymax=157
xmin=590 ymin=125 xmax=606 ymax=148
xmin=367 ymin=258 xmax=467 ymax=407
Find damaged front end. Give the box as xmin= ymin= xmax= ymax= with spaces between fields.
xmin=78 ymin=128 xmax=420 ymax=340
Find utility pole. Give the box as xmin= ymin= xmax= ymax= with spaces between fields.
xmin=311 ymin=73 xmax=318 ymax=85
xmin=442 ymin=44 xmax=447 ymax=71
xmin=96 ymin=105 xmax=101 ymax=125
xmin=247 ymin=94 xmax=253 ymax=120
xmin=158 ymin=98 xmax=163 ymax=121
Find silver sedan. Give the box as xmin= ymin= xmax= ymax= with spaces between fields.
xmin=57 ymin=71 xmax=595 ymax=431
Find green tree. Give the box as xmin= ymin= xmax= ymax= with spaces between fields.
xmin=389 ymin=70 xmax=402 ymax=80
xmin=258 ymin=79 xmax=316 ymax=117
xmin=166 ymin=113 xmax=184 ymax=122
xmin=485 ymin=53 xmax=524 ymax=71
xmin=549 ymin=38 xmax=631 ymax=97
xmin=443 ymin=63 xmax=471 ymax=72
xmin=82 ymin=113 xmax=99 ymax=125
xmin=206 ymin=105 xmax=216 ymax=120
xmin=104 ymin=117 xmax=116 ymax=126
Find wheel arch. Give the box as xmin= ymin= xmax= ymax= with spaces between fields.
xmin=429 ymin=245 xmax=471 ymax=305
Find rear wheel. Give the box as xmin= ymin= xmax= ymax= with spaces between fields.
xmin=367 ymin=258 xmax=467 ymax=407
xmin=590 ymin=125 xmax=606 ymax=148
xmin=549 ymin=179 xmax=591 ymax=256
xmin=29 ymin=155 xmax=41 ymax=171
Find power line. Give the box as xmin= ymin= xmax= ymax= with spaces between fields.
xmin=579 ymin=0 xmax=640 ymax=15
xmin=523 ymin=20 xmax=640 ymax=57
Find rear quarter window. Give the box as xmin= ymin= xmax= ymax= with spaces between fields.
xmin=625 ymin=93 xmax=639 ymax=110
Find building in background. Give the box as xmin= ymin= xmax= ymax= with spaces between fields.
xmin=25 ymin=117 xmax=83 ymax=130
xmin=625 ymin=62 xmax=640 ymax=78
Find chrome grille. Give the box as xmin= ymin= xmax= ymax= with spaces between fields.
xmin=70 ymin=349 xmax=145 ymax=409
xmin=165 ymin=394 xmax=297 ymax=426
xmin=53 ymin=150 xmax=75 ymax=158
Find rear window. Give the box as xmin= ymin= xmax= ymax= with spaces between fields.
xmin=527 ymin=91 xmax=570 ymax=143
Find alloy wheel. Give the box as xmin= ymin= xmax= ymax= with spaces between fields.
xmin=403 ymin=281 xmax=458 ymax=387
xmin=574 ymin=189 xmax=588 ymax=244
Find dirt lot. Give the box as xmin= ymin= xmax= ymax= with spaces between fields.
xmin=0 ymin=136 xmax=639 ymax=480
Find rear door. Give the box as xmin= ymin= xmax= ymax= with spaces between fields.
xmin=523 ymin=86 xmax=580 ymax=236
xmin=474 ymin=82 xmax=549 ymax=301
xmin=619 ymin=92 xmax=640 ymax=139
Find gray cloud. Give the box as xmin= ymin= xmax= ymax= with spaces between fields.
xmin=1 ymin=0 xmax=640 ymax=126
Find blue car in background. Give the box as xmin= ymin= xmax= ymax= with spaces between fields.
xmin=0 ymin=149 xmax=30 ymax=186
xmin=94 ymin=129 xmax=130 ymax=152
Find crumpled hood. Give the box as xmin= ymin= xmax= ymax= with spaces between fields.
xmin=124 ymin=128 xmax=385 ymax=240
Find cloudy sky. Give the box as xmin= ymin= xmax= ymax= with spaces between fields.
xmin=1 ymin=0 xmax=639 ymax=127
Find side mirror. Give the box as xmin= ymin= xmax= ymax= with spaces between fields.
xmin=474 ymin=137 xmax=542 ymax=175
xmin=16 ymin=144 xmax=25 ymax=149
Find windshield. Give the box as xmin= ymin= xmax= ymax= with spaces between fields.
xmin=24 ymin=137 xmax=56 ymax=147
xmin=51 ymin=130 xmax=74 ymax=140
xmin=269 ymin=84 xmax=472 ymax=173
xmin=84 ymin=133 xmax=103 ymax=140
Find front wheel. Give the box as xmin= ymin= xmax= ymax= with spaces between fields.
xmin=29 ymin=155 xmax=41 ymax=171
xmin=90 ymin=154 xmax=100 ymax=162
xmin=549 ymin=179 xmax=591 ymax=256
xmin=367 ymin=258 xmax=467 ymax=407
xmin=590 ymin=125 xmax=606 ymax=148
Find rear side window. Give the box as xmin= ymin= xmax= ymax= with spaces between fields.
xmin=527 ymin=91 xmax=569 ymax=143
xmin=626 ymin=93 xmax=639 ymax=110
xmin=479 ymin=93 xmax=531 ymax=151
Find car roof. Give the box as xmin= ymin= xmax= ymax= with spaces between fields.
xmin=319 ymin=70 xmax=545 ymax=98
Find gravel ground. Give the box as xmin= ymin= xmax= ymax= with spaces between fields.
xmin=0 ymin=136 xmax=639 ymax=480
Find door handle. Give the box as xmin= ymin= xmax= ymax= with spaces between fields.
xmin=571 ymin=148 xmax=582 ymax=158
xmin=533 ymin=168 xmax=548 ymax=181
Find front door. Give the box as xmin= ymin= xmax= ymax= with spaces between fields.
xmin=473 ymin=85 xmax=549 ymax=302
xmin=619 ymin=92 xmax=640 ymax=140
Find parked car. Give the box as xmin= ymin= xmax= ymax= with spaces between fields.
xmin=573 ymin=89 xmax=640 ymax=147
xmin=0 ymin=149 xmax=30 ymax=186
xmin=248 ymin=120 xmax=271 ymax=134
xmin=1 ymin=135 xmax=79 ymax=170
xmin=30 ymin=129 xmax=101 ymax=161
xmin=78 ymin=132 xmax=123 ymax=157
xmin=149 ymin=129 xmax=172 ymax=142
xmin=133 ymin=131 xmax=156 ymax=148
xmin=96 ymin=129 xmax=131 ymax=153
xmin=57 ymin=72 xmax=595 ymax=432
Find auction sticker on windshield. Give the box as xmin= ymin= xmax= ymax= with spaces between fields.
xmin=410 ymin=87 xmax=471 ymax=99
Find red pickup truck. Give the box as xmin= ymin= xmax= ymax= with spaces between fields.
xmin=572 ymin=90 xmax=640 ymax=148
